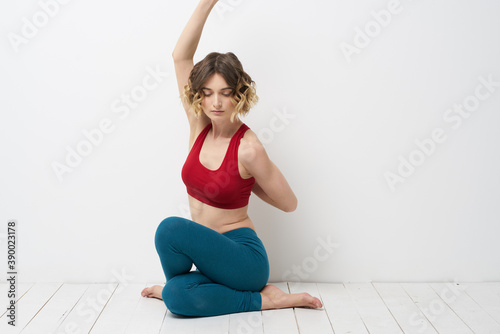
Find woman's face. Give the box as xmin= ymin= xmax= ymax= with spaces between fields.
xmin=201 ymin=73 xmax=235 ymax=122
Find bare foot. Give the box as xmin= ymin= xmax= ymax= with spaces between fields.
xmin=141 ymin=285 xmax=164 ymax=300
xmin=260 ymin=284 xmax=323 ymax=310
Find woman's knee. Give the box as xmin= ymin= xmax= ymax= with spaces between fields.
xmin=162 ymin=277 xmax=194 ymax=316
xmin=162 ymin=280 xmax=177 ymax=313
xmin=154 ymin=216 xmax=188 ymax=249
xmin=163 ymin=273 xmax=211 ymax=317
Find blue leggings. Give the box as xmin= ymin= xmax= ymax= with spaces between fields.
xmin=154 ymin=216 xmax=270 ymax=317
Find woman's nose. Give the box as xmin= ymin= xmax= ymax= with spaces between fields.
xmin=213 ymin=96 xmax=221 ymax=107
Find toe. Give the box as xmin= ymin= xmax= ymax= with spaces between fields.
xmin=142 ymin=287 xmax=153 ymax=297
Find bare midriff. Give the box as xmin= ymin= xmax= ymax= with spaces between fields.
xmin=187 ymin=195 xmax=255 ymax=234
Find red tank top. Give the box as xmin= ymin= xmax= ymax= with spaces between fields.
xmin=181 ymin=123 xmax=255 ymax=209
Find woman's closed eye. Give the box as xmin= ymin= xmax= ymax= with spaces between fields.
xmin=203 ymin=93 xmax=232 ymax=97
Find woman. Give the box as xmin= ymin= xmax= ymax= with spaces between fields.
xmin=141 ymin=0 xmax=322 ymax=317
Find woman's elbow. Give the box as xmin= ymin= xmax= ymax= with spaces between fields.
xmin=171 ymin=51 xmax=182 ymax=62
xmin=172 ymin=50 xmax=190 ymax=63
xmin=283 ymin=197 xmax=298 ymax=213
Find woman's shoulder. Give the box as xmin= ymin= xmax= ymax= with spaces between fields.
xmin=239 ymin=127 xmax=268 ymax=164
xmin=240 ymin=127 xmax=262 ymax=148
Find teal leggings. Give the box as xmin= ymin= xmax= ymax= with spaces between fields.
xmin=154 ymin=216 xmax=269 ymax=317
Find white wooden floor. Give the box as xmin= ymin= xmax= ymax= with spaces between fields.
xmin=1 ymin=282 xmax=499 ymax=334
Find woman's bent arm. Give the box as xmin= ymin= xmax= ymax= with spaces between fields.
xmin=241 ymin=140 xmax=298 ymax=213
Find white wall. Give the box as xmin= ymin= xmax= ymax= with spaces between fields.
xmin=1 ymin=0 xmax=499 ymax=284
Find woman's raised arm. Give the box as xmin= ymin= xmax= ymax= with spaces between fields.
xmin=172 ymin=0 xmax=218 ymax=125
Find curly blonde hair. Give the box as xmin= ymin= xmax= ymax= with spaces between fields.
xmin=182 ymin=52 xmax=258 ymax=122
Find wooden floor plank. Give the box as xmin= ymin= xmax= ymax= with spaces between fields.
xmin=229 ymin=311 xmax=263 ymax=334
xmin=183 ymin=313 xmax=230 ymax=334
xmin=463 ymin=282 xmax=500 ymax=324
xmin=345 ymin=283 xmax=403 ymax=334
xmin=374 ymin=283 xmax=437 ymax=334
xmin=21 ymin=283 xmax=90 ymax=334
xmin=402 ymin=283 xmax=474 ymax=334
xmin=261 ymin=282 xmax=299 ymax=334
xmin=52 ymin=283 xmax=117 ymax=334
xmin=2 ymin=282 xmax=500 ymax=333
xmin=317 ymin=283 xmax=369 ymax=334
xmin=161 ymin=312 xmax=230 ymax=334
xmin=123 ymin=283 xmax=167 ymax=334
xmin=430 ymin=283 xmax=500 ymax=334
xmin=159 ymin=312 xmax=195 ymax=334
xmin=89 ymin=283 xmax=145 ymax=334
xmin=0 ymin=282 xmax=62 ymax=333
xmin=288 ymin=282 xmax=334 ymax=334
